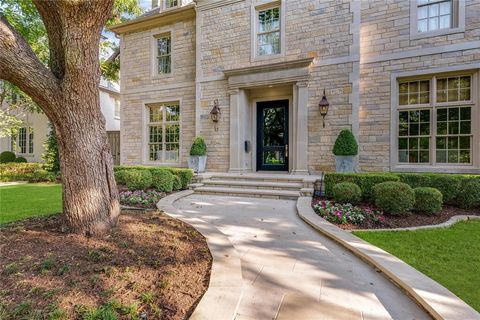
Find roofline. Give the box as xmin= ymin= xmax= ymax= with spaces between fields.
xmin=109 ymin=3 xmax=196 ymax=34
xmin=99 ymin=84 xmax=120 ymax=95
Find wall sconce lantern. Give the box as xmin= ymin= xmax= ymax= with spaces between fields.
xmin=210 ymin=99 xmax=221 ymax=131
xmin=318 ymin=89 xmax=329 ymax=128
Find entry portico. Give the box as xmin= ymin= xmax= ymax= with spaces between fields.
xmin=225 ymin=58 xmax=312 ymax=174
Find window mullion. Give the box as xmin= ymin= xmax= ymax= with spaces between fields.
xmin=431 ymin=76 xmax=437 ymax=166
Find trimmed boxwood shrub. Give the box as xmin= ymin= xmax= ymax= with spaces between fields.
xmin=123 ymin=169 xmax=152 ymax=190
xmin=190 ymin=137 xmax=207 ymax=156
xmin=325 ymin=173 xmax=399 ymax=201
xmin=14 ymin=157 xmax=27 ymax=163
xmin=169 ymin=168 xmax=194 ymax=189
xmin=151 ymin=169 xmax=174 ymax=193
xmin=456 ymin=179 xmax=480 ymax=209
xmin=428 ymin=174 xmax=461 ymax=205
xmin=332 ymin=182 xmax=362 ymax=205
xmin=397 ymin=173 xmax=431 ymax=189
xmin=0 ymin=151 xmax=16 ymax=163
xmin=413 ymin=187 xmax=443 ymax=215
xmin=172 ymin=175 xmax=182 ymax=191
xmin=373 ymin=182 xmax=415 ymax=215
xmin=332 ymin=130 xmax=358 ymax=156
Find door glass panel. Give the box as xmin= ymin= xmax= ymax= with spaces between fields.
xmin=263 ymin=107 xmax=285 ymax=147
xmin=263 ymin=150 xmax=286 ymax=165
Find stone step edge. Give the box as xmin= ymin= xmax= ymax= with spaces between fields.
xmin=194 ymin=186 xmax=301 ymax=197
xmin=202 ymin=179 xmax=304 ymax=189
xmin=296 ymin=196 xmax=480 ymax=320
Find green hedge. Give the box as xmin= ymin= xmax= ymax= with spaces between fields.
xmin=325 ymin=172 xmax=479 ymax=207
xmin=456 ymin=179 xmax=480 ymax=209
xmin=114 ymin=165 xmax=194 ymax=191
xmin=324 ymin=173 xmax=399 ymax=201
xmin=0 ymin=163 xmax=57 ymax=182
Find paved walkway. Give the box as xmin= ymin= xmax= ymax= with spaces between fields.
xmin=175 ymin=195 xmax=431 ymax=320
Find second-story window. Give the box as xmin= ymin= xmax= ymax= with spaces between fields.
xmin=417 ymin=0 xmax=452 ymax=33
xmin=156 ymin=33 xmax=171 ymax=75
xmin=257 ymin=7 xmax=280 ymax=56
xmin=165 ymin=0 xmax=178 ymax=9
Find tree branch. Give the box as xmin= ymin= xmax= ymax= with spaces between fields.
xmin=32 ymin=0 xmax=65 ymax=79
xmin=0 ymin=15 xmax=60 ymax=120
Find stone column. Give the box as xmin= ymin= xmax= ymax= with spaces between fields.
xmin=228 ymin=88 xmax=244 ymax=173
xmin=292 ymin=81 xmax=309 ymax=175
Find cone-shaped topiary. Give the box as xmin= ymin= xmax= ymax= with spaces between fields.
xmin=333 ymin=130 xmax=358 ymax=156
xmin=190 ymin=137 xmax=207 ymax=156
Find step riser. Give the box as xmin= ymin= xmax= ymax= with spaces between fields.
xmin=203 ymin=183 xmax=302 ymax=191
xmin=208 ymin=177 xmax=306 ymax=184
xmin=194 ymin=190 xmax=299 ymax=200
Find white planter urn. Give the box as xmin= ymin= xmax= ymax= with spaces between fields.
xmin=335 ymin=155 xmax=356 ymax=173
xmin=188 ymin=156 xmax=207 ymax=173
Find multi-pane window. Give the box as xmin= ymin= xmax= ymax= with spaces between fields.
xmin=165 ymin=0 xmax=178 ymax=8
xmin=257 ymin=7 xmax=280 ymax=56
xmin=397 ymin=74 xmax=475 ymax=166
xmin=156 ymin=34 xmax=171 ymax=75
xmin=147 ymin=103 xmax=180 ymax=163
xmin=18 ymin=127 xmax=27 ymax=154
xmin=28 ymin=127 xmax=34 ymax=154
xmin=11 ymin=127 xmax=34 ymax=154
xmin=417 ymin=0 xmax=452 ymax=33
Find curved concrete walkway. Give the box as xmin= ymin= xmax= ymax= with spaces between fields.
xmin=175 ymin=194 xmax=431 ymax=320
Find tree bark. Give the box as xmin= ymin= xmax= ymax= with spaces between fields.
xmin=0 ymin=0 xmax=120 ymax=235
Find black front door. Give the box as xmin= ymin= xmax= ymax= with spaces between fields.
xmin=257 ymin=100 xmax=289 ymax=171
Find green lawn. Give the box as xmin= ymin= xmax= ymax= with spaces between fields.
xmin=0 ymin=183 xmax=62 ymax=225
xmin=354 ymin=221 xmax=480 ymax=312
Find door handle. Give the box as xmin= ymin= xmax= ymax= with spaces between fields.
xmin=285 ymin=144 xmax=289 ymax=157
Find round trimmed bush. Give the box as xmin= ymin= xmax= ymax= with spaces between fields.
xmin=429 ymin=175 xmax=461 ymax=204
xmin=456 ymin=179 xmax=480 ymax=209
xmin=373 ymin=181 xmax=415 ymax=215
xmin=14 ymin=157 xmax=27 ymax=163
xmin=190 ymin=137 xmax=207 ymax=156
xmin=413 ymin=187 xmax=443 ymax=215
xmin=151 ymin=169 xmax=174 ymax=192
xmin=0 ymin=151 xmax=16 ymax=163
xmin=123 ymin=169 xmax=152 ymax=190
xmin=172 ymin=175 xmax=182 ymax=191
xmin=332 ymin=182 xmax=362 ymax=205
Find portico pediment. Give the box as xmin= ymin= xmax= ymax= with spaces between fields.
xmin=223 ymin=58 xmax=313 ymax=89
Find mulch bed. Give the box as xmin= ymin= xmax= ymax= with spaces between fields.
xmin=0 ymin=210 xmax=211 ymax=319
xmin=312 ymin=197 xmax=480 ymax=231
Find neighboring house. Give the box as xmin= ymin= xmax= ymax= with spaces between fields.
xmin=0 ymin=80 xmax=121 ymax=164
xmin=111 ymin=0 xmax=480 ymax=174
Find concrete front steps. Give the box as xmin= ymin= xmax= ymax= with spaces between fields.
xmin=190 ymin=172 xmax=321 ymax=200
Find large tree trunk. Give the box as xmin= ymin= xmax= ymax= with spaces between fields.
xmin=0 ymin=1 xmax=120 ymax=235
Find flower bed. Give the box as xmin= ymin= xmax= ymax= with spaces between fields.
xmin=119 ymin=190 xmax=165 ymax=209
xmin=313 ymin=200 xmax=384 ymax=226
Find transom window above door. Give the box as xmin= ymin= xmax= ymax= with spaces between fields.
xmin=396 ymin=73 xmax=477 ymax=168
xmin=257 ymin=7 xmax=280 ymax=56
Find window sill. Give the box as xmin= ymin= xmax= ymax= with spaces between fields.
xmin=252 ymin=52 xmax=284 ymax=62
xmin=143 ymin=161 xmax=181 ymax=167
xmin=410 ymin=27 xmax=465 ymax=40
xmin=151 ymin=73 xmax=174 ymax=80
xmin=391 ymin=164 xmax=479 ymax=174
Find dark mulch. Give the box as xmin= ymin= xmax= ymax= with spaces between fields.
xmin=312 ymin=197 xmax=480 ymax=230
xmin=0 ymin=210 xmax=211 ymax=319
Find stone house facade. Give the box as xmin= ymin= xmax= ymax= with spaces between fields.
xmin=111 ymin=0 xmax=480 ymax=174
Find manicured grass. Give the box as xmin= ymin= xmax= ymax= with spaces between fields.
xmin=0 ymin=183 xmax=62 ymax=225
xmin=354 ymin=220 xmax=480 ymax=312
